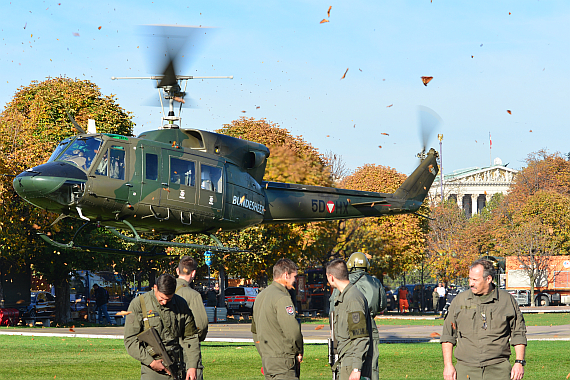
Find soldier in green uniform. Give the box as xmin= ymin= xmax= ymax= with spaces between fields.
xmin=327 ymin=258 xmax=372 ymax=380
xmin=124 ymin=274 xmax=201 ymax=380
xmin=329 ymin=253 xmax=386 ymax=380
xmin=176 ymin=256 xmax=209 ymax=380
xmin=252 ymin=258 xmax=303 ymax=380
xmin=441 ymin=259 xmax=527 ymax=380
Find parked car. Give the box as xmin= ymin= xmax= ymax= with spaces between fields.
xmin=225 ymin=287 xmax=258 ymax=315
xmin=19 ymin=291 xmax=56 ymax=320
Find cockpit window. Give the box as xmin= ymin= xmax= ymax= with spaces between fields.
xmin=48 ymin=138 xmax=71 ymax=162
xmin=55 ymin=137 xmax=103 ymax=171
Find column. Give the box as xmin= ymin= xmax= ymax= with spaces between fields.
xmin=457 ymin=194 xmax=463 ymax=210
xmin=471 ymin=194 xmax=478 ymax=217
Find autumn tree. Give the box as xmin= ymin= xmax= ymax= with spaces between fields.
xmin=0 ymin=77 xmax=134 ymax=323
xmin=335 ymin=163 xmax=429 ymax=281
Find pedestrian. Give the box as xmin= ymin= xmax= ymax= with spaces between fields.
xmin=124 ymin=274 xmax=201 ymax=380
xmin=329 ymin=252 xmax=386 ymax=380
xmin=436 ymin=282 xmax=447 ymax=313
xmin=398 ymin=286 xmax=409 ymax=314
xmin=426 ymin=286 xmax=433 ymax=312
xmin=252 ymin=258 xmax=303 ymax=380
xmin=176 ymin=256 xmax=209 ymax=380
xmin=432 ymin=287 xmax=439 ymax=313
xmin=93 ymin=284 xmax=115 ymax=325
xmin=440 ymin=259 xmax=527 ymax=380
xmin=327 ymin=258 xmax=372 ymax=380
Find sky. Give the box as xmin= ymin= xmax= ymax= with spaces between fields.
xmin=1 ymin=1 xmax=569 ymax=177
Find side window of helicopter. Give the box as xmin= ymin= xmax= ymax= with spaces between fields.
xmin=170 ymin=157 xmax=195 ymax=187
xmin=145 ymin=153 xmax=158 ymax=181
xmin=95 ymin=146 xmax=125 ymax=179
xmin=109 ymin=146 xmax=125 ymax=180
xmin=200 ymin=165 xmax=222 ymax=193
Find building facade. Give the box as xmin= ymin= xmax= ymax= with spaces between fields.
xmin=428 ymin=158 xmax=518 ymax=217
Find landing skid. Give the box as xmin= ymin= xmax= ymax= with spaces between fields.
xmin=38 ymin=220 xmax=242 ymax=254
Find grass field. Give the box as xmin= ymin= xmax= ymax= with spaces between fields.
xmin=0 ymin=336 xmax=569 ymax=380
xmin=300 ymin=312 xmax=570 ymax=326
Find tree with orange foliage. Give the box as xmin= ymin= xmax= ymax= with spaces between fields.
xmin=335 ymin=163 xmax=429 ymax=281
xmin=0 ymin=77 xmax=133 ymax=323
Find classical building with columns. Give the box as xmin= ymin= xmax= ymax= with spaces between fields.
xmin=428 ymin=158 xmax=518 ymax=217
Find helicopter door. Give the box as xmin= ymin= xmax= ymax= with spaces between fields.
xmin=134 ymin=146 xmax=163 ymax=212
xmin=164 ymin=152 xmax=197 ymax=212
xmin=87 ymin=142 xmax=129 ymax=213
xmin=197 ymin=161 xmax=223 ymax=215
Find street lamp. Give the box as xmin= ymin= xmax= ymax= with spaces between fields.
xmin=438 ymin=134 xmax=444 ymax=202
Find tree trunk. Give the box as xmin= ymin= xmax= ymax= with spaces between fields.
xmin=530 ymin=274 xmax=536 ymax=307
xmin=54 ymin=278 xmax=71 ymax=324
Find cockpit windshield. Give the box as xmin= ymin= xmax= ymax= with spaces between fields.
xmin=51 ymin=137 xmax=103 ymax=172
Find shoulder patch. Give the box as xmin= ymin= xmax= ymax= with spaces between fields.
xmin=348 ymin=310 xmax=368 ymax=339
xmin=285 ymin=305 xmax=295 ymax=315
xmin=352 ymin=312 xmax=360 ymax=324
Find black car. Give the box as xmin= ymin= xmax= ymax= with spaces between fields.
xmin=20 ymin=291 xmax=56 ymax=320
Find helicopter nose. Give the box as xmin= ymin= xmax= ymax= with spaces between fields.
xmin=13 ymin=161 xmax=88 ymax=210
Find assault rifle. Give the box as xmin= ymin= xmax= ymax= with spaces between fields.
xmin=138 ymin=327 xmax=181 ymax=380
xmin=328 ymin=311 xmax=339 ymax=380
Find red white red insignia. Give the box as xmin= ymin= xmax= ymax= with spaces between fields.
xmin=326 ymin=201 xmax=335 ymax=213
xmin=286 ymin=305 xmax=295 ymax=315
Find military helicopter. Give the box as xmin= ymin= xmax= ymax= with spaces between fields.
xmin=12 ymin=27 xmax=440 ymax=253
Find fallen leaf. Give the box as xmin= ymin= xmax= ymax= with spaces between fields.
xmin=315 ymin=325 xmax=325 ymax=330
xmin=341 ymin=68 xmax=349 ymax=79
xmin=430 ymin=332 xmax=440 ymax=338
xmin=566 ymin=372 xmax=570 ymax=379
xmin=381 ymin=132 xmax=389 ymax=136
xmin=507 ymin=110 xmax=512 ymax=115
xmin=320 ymin=19 xmax=329 ymax=24
xmin=421 ymin=76 xmax=433 ymax=86
xmin=327 ymin=6 xmax=332 ymax=17
xmin=69 ymin=328 xmax=75 ymax=332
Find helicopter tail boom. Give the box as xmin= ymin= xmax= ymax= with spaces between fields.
xmin=261 ymin=148 xmax=439 ymax=223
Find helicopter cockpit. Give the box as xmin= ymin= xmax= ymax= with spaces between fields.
xmin=49 ymin=136 xmax=103 ymax=172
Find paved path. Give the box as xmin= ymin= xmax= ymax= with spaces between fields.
xmin=2 ymin=322 xmax=569 ymax=343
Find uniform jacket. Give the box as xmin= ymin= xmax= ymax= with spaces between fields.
xmin=440 ymin=286 xmax=527 ymax=367
xmin=332 ymin=283 xmax=372 ymax=372
xmin=251 ymin=281 xmax=303 ymax=359
xmin=124 ymin=290 xmax=200 ymax=370
xmin=175 ymin=278 xmax=209 ymax=342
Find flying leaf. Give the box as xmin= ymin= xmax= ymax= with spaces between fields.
xmin=507 ymin=110 xmax=512 ymax=115
xmin=378 ymin=145 xmax=382 ymax=148
xmin=386 ymin=104 xmax=393 ymax=108
xmin=98 ymin=26 xmax=102 ymax=30
xmin=115 ymin=311 xmax=132 ymax=316
xmin=72 ymin=32 xmax=80 ymax=37
xmin=529 ymin=130 xmax=532 ymax=132
xmin=327 ymin=6 xmax=332 ymax=17
xmin=320 ymin=19 xmax=329 ymax=24
xmin=315 ymin=324 xmax=325 ymax=330
xmin=430 ymin=332 xmax=440 ymax=338
xmin=381 ymin=132 xmax=389 ymax=136
xmin=421 ymin=76 xmax=433 ymax=86
xmin=241 ymin=110 xmax=246 ymax=113
xmin=256 ymin=106 xmax=260 ymax=109
xmin=173 ymin=97 xmax=185 ymax=103
xmin=341 ymin=68 xmax=349 ymax=80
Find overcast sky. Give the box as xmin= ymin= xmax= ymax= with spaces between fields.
xmin=1 ymin=1 xmax=569 ymax=177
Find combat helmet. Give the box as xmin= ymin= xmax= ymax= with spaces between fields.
xmin=346 ymin=252 xmax=370 ymax=272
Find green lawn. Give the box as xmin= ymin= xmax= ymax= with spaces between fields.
xmin=0 ymin=336 xmax=568 ymax=380
xmin=301 ymin=312 xmax=570 ymax=326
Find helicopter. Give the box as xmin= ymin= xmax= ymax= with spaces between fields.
xmin=12 ymin=27 xmax=440 ymax=253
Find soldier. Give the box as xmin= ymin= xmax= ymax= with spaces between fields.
xmin=329 ymin=252 xmax=386 ymax=380
xmin=252 ymin=258 xmax=303 ymax=380
xmin=441 ymin=259 xmax=527 ymax=380
xmin=124 ymin=274 xmax=201 ymax=380
xmin=176 ymin=256 xmax=209 ymax=380
xmin=327 ymin=258 xmax=372 ymax=380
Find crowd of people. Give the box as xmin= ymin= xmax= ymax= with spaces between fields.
xmin=121 ymin=256 xmax=527 ymax=380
